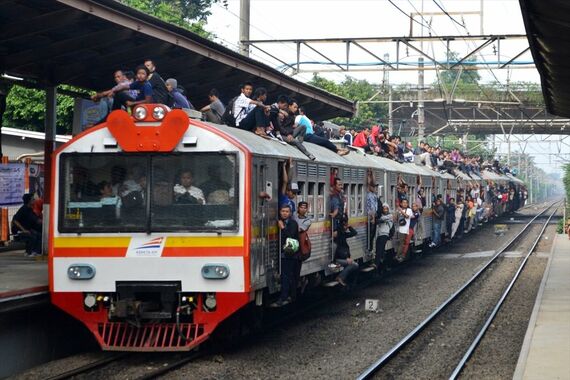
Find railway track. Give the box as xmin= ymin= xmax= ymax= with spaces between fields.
xmin=357 ymin=202 xmax=560 ymax=379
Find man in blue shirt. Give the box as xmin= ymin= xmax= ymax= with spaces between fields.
xmin=126 ymin=65 xmax=153 ymax=107
xmin=293 ymin=107 xmax=349 ymax=156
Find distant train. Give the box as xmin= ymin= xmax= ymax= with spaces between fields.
xmin=49 ymin=104 xmax=525 ymax=351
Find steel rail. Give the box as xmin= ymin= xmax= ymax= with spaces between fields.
xmin=45 ymin=353 xmax=129 ymax=380
xmin=449 ymin=205 xmax=559 ymax=379
xmin=357 ymin=202 xmax=557 ymax=380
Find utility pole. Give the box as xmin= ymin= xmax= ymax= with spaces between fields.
xmin=418 ymin=57 xmax=425 ymax=141
xmin=384 ymin=53 xmax=393 ymax=134
xmin=239 ymin=0 xmax=250 ymax=57
xmin=480 ymin=0 xmax=484 ymax=34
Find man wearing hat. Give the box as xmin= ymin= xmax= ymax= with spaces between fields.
xmin=165 ymin=78 xmax=193 ymax=109
xmin=11 ymin=193 xmax=42 ymax=257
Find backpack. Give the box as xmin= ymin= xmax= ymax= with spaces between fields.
xmin=388 ymin=220 xmax=395 ymax=239
xmin=221 ymin=96 xmax=244 ymax=127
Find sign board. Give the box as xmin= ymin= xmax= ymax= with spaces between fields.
xmin=72 ymin=98 xmax=107 ymax=135
xmin=28 ymin=164 xmax=44 ymax=198
xmin=0 ymin=164 xmax=25 ymax=205
xmin=365 ymin=298 xmax=379 ymax=312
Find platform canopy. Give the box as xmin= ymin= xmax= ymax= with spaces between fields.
xmin=0 ymin=0 xmax=354 ymax=120
xmin=520 ymin=0 xmax=570 ymax=118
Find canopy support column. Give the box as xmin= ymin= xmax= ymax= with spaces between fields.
xmin=42 ymin=86 xmax=56 ymax=254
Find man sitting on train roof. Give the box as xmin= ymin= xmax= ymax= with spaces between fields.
xmin=233 ymin=82 xmax=259 ymax=128
xmin=165 ymin=78 xmax=193 ymax=110
xmin=276 ymin=99 xmax=315 ymax=160
xmin=111 ymin=65 xmax=154 ymax=108
xmin=236 ymin=87 xmax=272 ymax=138
xmin=292 ymin=107 xmax=349 ymax=156
xmin=200 ymin=88 xmax=225 ymax=124
xmin=91 ymin=69 xmax=137 ymax=113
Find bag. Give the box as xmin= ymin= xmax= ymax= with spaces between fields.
xmin=388 ymin=221 xmax=395 ymax=239
xmin=121 ymin=190 xmax=144 ymax=208
xmin=282 ymin=237 xmax=299 ymax=258
xmin=398 ymin=215 xmax=407 ymax=226
xmin=298 ymin=230 xmax=312 ymax=261
xmin=221 ymin=96 xmax=240 ymax=127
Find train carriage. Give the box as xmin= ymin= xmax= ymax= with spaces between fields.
xmin=49 ymin=105 xmax=511 ymax=352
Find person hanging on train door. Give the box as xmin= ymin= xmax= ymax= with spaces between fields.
xmin=408 ymin=202 xmax=421 ymax=252
xmin=395 ymin=199 xmax=413 ymax=262
xmin=375 ymin=204 xmax=394 ymax=272
xmin=330 ymin=177 xmax=345 ymax=234
xmin=366 ymin=169 xmax=378 ymax=252
xmin=444 ymin=197 xmax=456 ymax=243
xmin=279 ymin=158 xmax=298 ymax=213
xmin=270 ymin=204 xmax=300 ymax=307
xmin=333 ymin=216 xmax=359 ymax=287
xmin=429 ymin=197 xmax=445 ymax=248
xmin=294 ymin=201 xmax=312 ymax=296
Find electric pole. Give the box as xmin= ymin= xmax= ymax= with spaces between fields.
xmin=239 ymin=0 xmax=250 ymax=57
xmin=418 ymin=57 xmax=425 ymax=141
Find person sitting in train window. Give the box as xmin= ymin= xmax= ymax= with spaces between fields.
xmin=330 ymin=177 xmax=345 ymax=233
xmin=270 ymin=204 xmax=300 ymax=307
xmin=200 ymin=165 xmax=232 ymax=200
xmin=292 ymin=107 xmax=349 ymax=157
xmin=237 ymin=87 xmax=272 ymax=137
xmin=120 ymin=165 xmax=146 ymax=208
xmin=70 ymin=165 xmax=98 ymax=201
xmin=98 ymin=181 xmax=114 ymax=199
xmin=165 ymin=78 xmax=193 ymax=109
xmin=207 ymin=190 xmax=230 ymax=205
xmin=279 ymin=159 xmax=298 ymax=212
xmin=333 ymin=216 xmax=359 ymax=286
xmin=143 ymin=59 xmax=169 ymax=106
xmin=12 ymin=193 xmax=42 ymax=257
xmin=174 ymin=169 xmax=206 ymax=205
xmin=233 ymin=82 xmax=257 ymax=128
xmin=200 ymin=89 xmax=226 ymax=124
xmin=277 ymin=99 xmax=315 ymax=160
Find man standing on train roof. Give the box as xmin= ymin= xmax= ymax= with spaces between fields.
xmin=200 ymin=89 xmax=225 ymax=124
xmin=143 ymin=59 xmax=169 ymax=105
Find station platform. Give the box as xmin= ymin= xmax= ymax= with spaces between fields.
xmin=0 ymin=250 xmax=48 ymax=312
xmin=514 ymin=233 xmax=570 ymax=380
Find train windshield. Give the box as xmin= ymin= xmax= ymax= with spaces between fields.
xmin=58 ymin=153 xmax=239 ymax=233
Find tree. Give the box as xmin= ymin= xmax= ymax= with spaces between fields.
xmin=119 ymin=0 xmax=221 ymax=38
xmin=309 ymin=74 xmax=387 ymax=130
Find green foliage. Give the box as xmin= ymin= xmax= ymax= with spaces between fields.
xmin=119 ymin=0 xmax=220 ymax=38
xmin=309 ymin=74 xmax=387 ymax=130
xmin=563 ymin=163 xmax=570 ymax=220
xmin=557 ymin=218 xmax=564 ymax=234
xmin=5 ymin=85 xmax=75 ymax=135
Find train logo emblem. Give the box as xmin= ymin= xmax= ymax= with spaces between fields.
xmin=127 ymin=237 xmax=166 ymax=257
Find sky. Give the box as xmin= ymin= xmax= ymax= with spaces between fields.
xmin=205 ymin=0 xmax=568 ymax=174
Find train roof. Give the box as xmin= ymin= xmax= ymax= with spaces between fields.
xmin=505 ymin=173 xmax=525 ymax=185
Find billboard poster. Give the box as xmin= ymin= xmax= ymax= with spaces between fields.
xmin=29 ymin=164 xmax=44 ymax=198
xmin=72 ymin=98 xmax=108 ymax=135
xmin=0 ymin=164 xmax=25 ymax=205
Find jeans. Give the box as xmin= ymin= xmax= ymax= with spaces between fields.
xmin=375 ymin=235 xmax=389 ymax=269
xmin=305 ymin=133 xmax=339 ymax=153
xmin=336 ymin=259 xmax=359 ymax=283
xmin=432 ymin=220 xmax=442 ymax=246
xmin=402 ymin=228 xmax=414 ymax=257
xmin=18 ymin=230 xmax=42 ymax=254
xmin=238 ymin=107 xmax=269 ymax=131
xmin=279 ymin=257 xmax=297 ymax=302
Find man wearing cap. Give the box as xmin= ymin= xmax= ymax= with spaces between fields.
xmin=11 ymin=193 xmax=42 ymax=257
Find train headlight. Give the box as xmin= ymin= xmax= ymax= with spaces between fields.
xmin=201 ymin=264 xmax=230 ymax=279
xmin=68 ymin=264 xmax=96 ymax=280
xmin=84 ymin=293 xmax=97 ymax=308
xmin=152 ymin=106 xmax=166 ymax=120
xmin=133 ymin=106 xmax=147 ymax=120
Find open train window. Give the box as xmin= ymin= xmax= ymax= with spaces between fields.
xmin=317 ymin=182 xmax=326 ymax=220
xmin=350 ymin=184 xmax=356 ymax=216
xmin=307 ymin=182 xmax=315 ymax=219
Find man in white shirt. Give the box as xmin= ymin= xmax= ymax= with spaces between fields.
xmin=396 ymin=198 xmax=413 ymax=262
xmin=174 ymin=170 xmax=206 ymax=204
xmin=233 ymin=82 xmax=266 ymax=128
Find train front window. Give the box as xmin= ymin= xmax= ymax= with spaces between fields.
xmin=59 ymin=153 xmax=239 ymax=233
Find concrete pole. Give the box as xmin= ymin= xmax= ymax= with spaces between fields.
xmin=43 ymin=86 xmax=57 ymax=254
xmin=384 ymin=53 xmax=393 ymax=134
xmin=239 ymin=0 xmax=250 ymax=57
xmin=418 ymin=57 xmax=425 ymax=141
xmin=480 ymin=0 xmax=484 ymax=34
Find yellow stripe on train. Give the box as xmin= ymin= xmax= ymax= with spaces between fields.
xmin=53 ymin=236 xmax=244 ymax=248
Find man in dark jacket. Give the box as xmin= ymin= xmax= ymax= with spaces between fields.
xmin=12 ymin=193 xmax=42 ymax=256
xmin=277 ymin=99 xmax=314 ymax=159
xmin=445 ymin=197 xmax=456 ymax=242
xmin=334 ymin=216 xmax=359 ymax=286
xmin=143 ymin=59 xmax=169 ymax=105
xmin=270 ymin=204 xmax=300 ymax=307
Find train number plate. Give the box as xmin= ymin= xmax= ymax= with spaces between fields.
xmin=365 ymin=299 xmax=379 ymax=312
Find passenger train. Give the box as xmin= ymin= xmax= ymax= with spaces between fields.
xmin=49 ymin=104 xmax=525 ymax=351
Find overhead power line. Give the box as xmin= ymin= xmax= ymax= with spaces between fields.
xmin=387 ymin=0 xmax=431 ymax=29
xmin=432 ymin=0 xmax=467 ymax=29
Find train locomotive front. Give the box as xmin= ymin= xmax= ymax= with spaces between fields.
xmin=49 ymin=105 xmax=252 ymax=351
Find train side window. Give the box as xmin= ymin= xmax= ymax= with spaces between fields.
xmin=307 ymin=182 xmax=315 ymax=219
xmin=297 ymin=181 xmax=305 ymax=203
xmin=317 ymin=182 xmax=326 ymax=220
xmin=358 ymin=184 xmax=364 ymax=215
